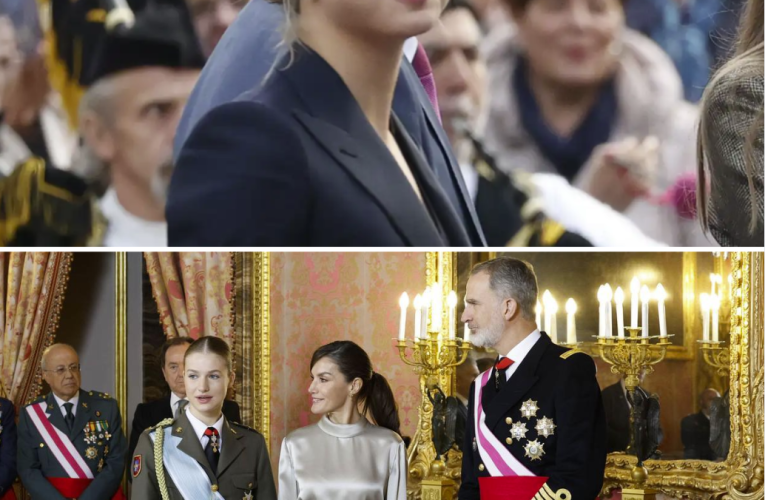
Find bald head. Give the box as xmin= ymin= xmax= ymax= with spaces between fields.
xmin=701 ymin=388 xmax=721 ymax=415
xmin=42 ymin=344 xmax=81 ymax=400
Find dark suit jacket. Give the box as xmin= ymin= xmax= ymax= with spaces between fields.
xmin=168 ymin=45 xmax=482 ymax=247
xmin=681 ymin=411 xmax=716 ymax=460
xmin=459 ymin=333 xmax=607 ymax=500
xmin=0 ymin=398 xmax=16 ymax=496
xmin=601 ymin=381 xmax=653 ymax=454
xmin=128 ymin=396 xmax=240 ymax=466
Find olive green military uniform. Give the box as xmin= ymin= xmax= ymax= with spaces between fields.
xmin=131 ymin=406 xmax=276 ymax=500
xmin=17 ymin=389 xmax=127 ymax=500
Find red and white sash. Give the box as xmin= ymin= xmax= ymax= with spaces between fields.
xmin=26 ymin=402 xmax=94 ymax=479
xmin=474 ymin=369 xmax=535 ymax=477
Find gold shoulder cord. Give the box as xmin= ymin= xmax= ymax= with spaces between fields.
xmin=153 ymin=418 xmax=173 ymax=500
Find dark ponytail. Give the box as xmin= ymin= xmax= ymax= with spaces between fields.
xmin=310 ymin=341 xmax=402 ymax=437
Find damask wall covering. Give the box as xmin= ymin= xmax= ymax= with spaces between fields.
xmin=269 ymin=252 xmax=426 ymax=471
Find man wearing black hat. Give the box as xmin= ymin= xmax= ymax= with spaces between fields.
xmin=0 ymin=0 xmax=205 ymax=246
xmin=77 ymin=1 xmax=204 ymax=246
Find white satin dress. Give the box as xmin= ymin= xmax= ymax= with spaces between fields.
xmin=278 ymin=416 xmax=407 ymax=500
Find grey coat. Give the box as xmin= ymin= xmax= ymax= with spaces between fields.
xmin=703 ymin=69 xmax=764 ymax=246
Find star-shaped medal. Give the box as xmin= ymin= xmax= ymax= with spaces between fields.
xmin=244 ymin=491 xmax=253 ymax=500
xmin=510 ymin=421 xmax=528 ymax=441
xmin=524 ymin=439 xmax=545 ymax=461
xmin=535 ymin=416 xmax=556 ymax=438
xmin=520 ymin=399 xmax=539 ymax=419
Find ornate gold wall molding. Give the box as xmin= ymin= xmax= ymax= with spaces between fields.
xmin=115 ymin=252 xmax=127 ymax=434
xmin=602 ymin=252 xmax=764 ymax=500
xmin=234 ymin=252 xmax=271 ymax=451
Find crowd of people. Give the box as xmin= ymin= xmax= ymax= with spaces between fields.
xmin=0 ymin=0 xmax=762 ymax=247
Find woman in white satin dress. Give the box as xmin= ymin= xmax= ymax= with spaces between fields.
xmin=278 ymin=341 xmax=407 ymax=500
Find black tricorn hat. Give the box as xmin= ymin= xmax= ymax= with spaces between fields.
xmin=82 ymin=1 xmax=206 ymax=85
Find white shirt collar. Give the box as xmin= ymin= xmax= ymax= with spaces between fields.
xmin=99 ymin=188 xmax=168 ymax=247
xmin=404 ymin=37 xmax=418 ymax=63
xmin=170 ymin=392 xmax=186 ymax=415
xmin=186 ymin=408 xmax=224 ymax=451
xmin=502 ymin=329 xmax=542 ymax=363
xmin=500 ymin=329 xmax=542 ymax=381
xmin=54 ymin=392 xmax=80 ymax=417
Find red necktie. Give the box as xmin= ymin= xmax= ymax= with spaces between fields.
xmin=494 ymin=357 xmax=514 ymax=390
xmin=411 ymin=42 xmax=441 ymax=122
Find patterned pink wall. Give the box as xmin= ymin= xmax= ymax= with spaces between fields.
xmin=270 ymin=252 xmax=426 ymax=471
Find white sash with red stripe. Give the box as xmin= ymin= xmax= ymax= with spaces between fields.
xmin=26 ymin=402 xmax=94 ymax=479
xmin=474 ymin=369 xmax=535 ymax=477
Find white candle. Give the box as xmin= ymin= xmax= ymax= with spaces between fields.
xmin=542 ymin=290 xmax=553 ymax=334
xmin=700 ymin=293 xmax=710 ymax=342
xmin=535 ymin=301 xmax=542 ymax=329
xmin=641 ymin=285 xmax=651 ymax=337
xmin=398 ymin=293 xmax=409 ymax=340
xmin=447 ymin=291 xmax=458 ymax=340
xmin=655 ymin=284 xmax=667 ymax=338
xmin=413 ymin=294 xmax=423 ymax=341
xmin=549 ymin=297 xmax=558 ymax=344
xmin=464 ymin=322 xmax=471 ymax=343
xmin=630 ymin=277 xmax=641 ymax=328
xmin=614 ymin=287 xmax=625 ymax=338
xmin=422 ymin=288 xmax=432 ymax=339
xmin=597 ymin=285 xmax=605 ymax=338
xmin=711 ymin=294 xmax=720 ymax=342
xmin=566 ymin=299 xmax=577 ymax=344
xmin=431 ymin=282 xmax=443 ymax=336
xmin=604 ymin=284 xmax=613 ymax=338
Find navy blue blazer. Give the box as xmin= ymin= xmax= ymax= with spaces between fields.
xmin=168 ymin=46 xmax=481 ymax=246
xmin=0 ymin=398 xmax=17 ymax=496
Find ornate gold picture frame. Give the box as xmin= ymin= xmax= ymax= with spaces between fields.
xmin=603 ymin=252 xmax=763 ymax=500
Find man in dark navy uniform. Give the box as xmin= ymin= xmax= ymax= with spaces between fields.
xmin=459 ymin=257 xmax=607 ymax=500
xmin=0 ymin=396 xmax=17 ymax=499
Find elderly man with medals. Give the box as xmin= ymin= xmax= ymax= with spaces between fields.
xmin=459 ymin=258 xmax=607 ymax=500
xmin=17 ymin=344 xmax=126 ymax=500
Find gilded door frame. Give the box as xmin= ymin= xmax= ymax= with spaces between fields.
xmin=234 ymin=252 xmax=271 ymax=451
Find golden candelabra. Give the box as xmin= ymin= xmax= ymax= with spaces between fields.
xmin=596 ymin=327 xmax=673 ymax=500
xmin=698 ymin=340 xmax=730 ymax=376
xmin=397 ymin=302 xmax=471 ymax=500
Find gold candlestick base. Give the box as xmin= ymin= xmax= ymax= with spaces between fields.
xmin=421 ymin=460 xmax=456 ymax=500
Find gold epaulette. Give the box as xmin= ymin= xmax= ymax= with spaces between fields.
xmin=560 ymin=350 xmax=588 ymax=360
xmin=534 ymin=482 xmax=571 ymax=500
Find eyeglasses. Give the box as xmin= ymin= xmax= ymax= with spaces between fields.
xmin=44 ymin=364 xmax=81 ymax=377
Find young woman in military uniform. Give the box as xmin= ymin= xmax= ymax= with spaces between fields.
xmin=131 ymin=337 xmax=276 ymax=500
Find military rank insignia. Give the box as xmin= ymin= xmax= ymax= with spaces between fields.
xmin=520 ymin=399 xmax=539 ymax=419
xmin=132 ymin=455 xmax=142 ymax=478
xmin=524 ymin=439 xmax=545 ymax=461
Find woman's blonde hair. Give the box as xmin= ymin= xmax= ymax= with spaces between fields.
xmin=697 ymin=0 xmax=764 ymax=234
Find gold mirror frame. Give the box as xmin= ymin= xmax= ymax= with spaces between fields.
xmin=602 ymin=252 xmax=763 ymax=500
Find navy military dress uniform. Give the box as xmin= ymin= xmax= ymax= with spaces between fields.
xmin=459 ymin=333 xmax=607 ymax=500
xmin=17 ymin=390 xmax=127 ymax=500
xmin=0 ymin=398 xmax=17 ymax=499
